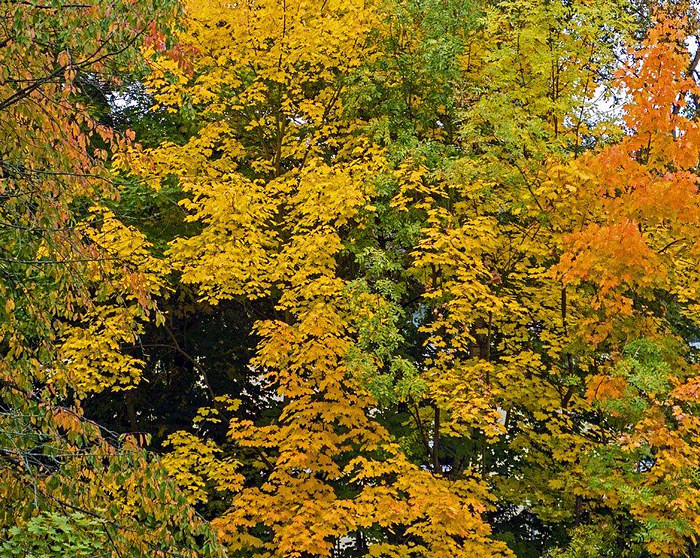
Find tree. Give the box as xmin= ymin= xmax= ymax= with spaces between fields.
xmin=556 ymin=14 xmax=700 ymax=556
xmin=0 ymin=1 xmax=223 ymax=555
xmin=127 ymin=0 xmax=513 ymax=555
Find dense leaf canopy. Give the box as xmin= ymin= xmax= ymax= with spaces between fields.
xmin=4 ymin=1 xmax=700 ymax=557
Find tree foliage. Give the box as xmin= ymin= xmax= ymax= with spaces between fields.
xmin=7 ymin=0 xmax=700 ymax=557
xmin=0 ymin=0 xmax=222 ymax=555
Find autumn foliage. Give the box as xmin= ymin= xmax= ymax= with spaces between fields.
xmin=6 ymin=0 xmax=700 ymax=557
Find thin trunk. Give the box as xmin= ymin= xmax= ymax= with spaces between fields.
xmin=432 ymin=404 xmax=441 ymax=474
xmin=125 ymin=390 xmax=138 ymax=432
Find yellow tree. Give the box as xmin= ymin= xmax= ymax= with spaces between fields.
xmin=127 ymin=0 xmax=513 ymax=555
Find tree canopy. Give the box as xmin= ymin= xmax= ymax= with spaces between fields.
xmin=5 ymin=1 xmax=700 ymax=557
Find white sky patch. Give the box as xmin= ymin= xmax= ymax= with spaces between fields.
xmin=106 ymin=83 xmax=148 ymax=112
